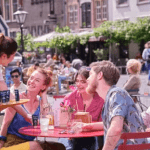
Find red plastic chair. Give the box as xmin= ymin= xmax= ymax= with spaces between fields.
xmin=118 ymin=132 xmax=150 ymax=150
xmin=53 ymin=95 xmax=65 ymax=101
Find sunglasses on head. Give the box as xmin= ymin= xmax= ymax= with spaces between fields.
xmin=11 ymin=75 xmax=19 ymax=78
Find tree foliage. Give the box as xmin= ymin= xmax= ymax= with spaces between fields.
xmin=55 ymin=26 xmax=71 ymax=33
xmin=16 ymin=17 xmax=150 ymax=54
xmin=15 ymin=33 xmax=36 ymax=51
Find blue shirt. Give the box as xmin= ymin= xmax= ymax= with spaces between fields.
xmin=142 ymin=48 xmax=150 ymax=60
xmin=102 ymin=85 xmax=147 ymax=150
xmin=7 ymin=104 xmax=40 ymax=141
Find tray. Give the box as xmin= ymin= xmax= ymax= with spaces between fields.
xmin=0 ymin=99 xmax=30 ymax=109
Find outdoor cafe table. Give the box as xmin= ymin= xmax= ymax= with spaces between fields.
xmin=19 ymin=126 xmax=104 ymax=138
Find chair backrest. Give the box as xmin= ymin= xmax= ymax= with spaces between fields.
xmin=53 ymin=95 xmax=65 ymax=101
xmin=118 ymin=132 xmax=150 ymax=150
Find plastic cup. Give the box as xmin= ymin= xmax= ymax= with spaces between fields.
xmin=40 ymin=118 xmax=49 ymax=132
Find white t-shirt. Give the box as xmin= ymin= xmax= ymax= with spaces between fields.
xmin=0 ymin=65 xmax=4 ymax=81
xmin=10 ymin=81 xmax=27 ymax=94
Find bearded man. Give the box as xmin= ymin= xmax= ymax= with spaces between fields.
xmin=86 ymin=61 xmax=147 ymax=150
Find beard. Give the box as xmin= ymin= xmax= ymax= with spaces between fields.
xmin=86 ymin=82 xmax=97 ymax=94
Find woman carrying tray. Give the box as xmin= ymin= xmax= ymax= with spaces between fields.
xmin=0 ymin=33 xmax=65 ymax=150
xmin=0 ymin=33 xmax=31 ymax=123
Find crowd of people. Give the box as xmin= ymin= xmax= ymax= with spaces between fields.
xmin=1 ymin=33 xmax=150 ymax=150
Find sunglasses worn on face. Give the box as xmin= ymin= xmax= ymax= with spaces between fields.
xmin=11 ymin=75 xmax=19 ymax=78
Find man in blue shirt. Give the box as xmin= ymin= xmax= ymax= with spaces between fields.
xmin=86 ymin=61 xmax=147 ymax=150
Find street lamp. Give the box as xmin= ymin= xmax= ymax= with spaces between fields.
xmin=13 ymin=7 xmax=28 ymax=55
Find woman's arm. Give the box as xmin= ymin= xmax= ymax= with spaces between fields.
xmin=40 ymin=90 xmax=48 ymax=106
xmin=82 ymin=122 xmax=104 ymax=131
xmin=0 ymin=107 xmax=16 ymax=148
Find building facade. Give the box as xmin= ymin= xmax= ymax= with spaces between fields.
xmin=0 ymin=0 xmax=66 ymax=38
xmin=109 ymin=0 xmax=150 ymax=63
xmin=66 ymin=0 xmax=108 ymax=31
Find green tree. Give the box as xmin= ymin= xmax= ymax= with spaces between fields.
xmin=15 ymin=33 xmax=36 ymax=52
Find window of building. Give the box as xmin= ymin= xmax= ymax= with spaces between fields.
xmin=81 ymin=3 xmax=91 ymax=28
xmin=4 ymin=0 xmax=10 ymax=21
xmin=74 ymin=5 xmax=78 ymax=23
xmin=10 ymin=31 xmax=16 ymax=38
xmin=44 ymin=25 xmax=49 ymax=34
xmin=36 ymin=0 xmax=39 ymax=4
xmin=117 ymin=0 xmax=128 ymax=7
xmin=0 ymin=5 xmax=2 ymax=16
xmin=96 ymin=1 xmax=101 ymax=20
xmin=12 ymin=0 xmax=18 ymax=20
xmin=38 ymin=26 xmax=43 ymax=36
xmin=103 ymin=0 xmax=107 ymax=20
xmin=31 ymin=0 xmax=34 ymax=4
xmin=69 ymin=6 xmax=74 ymax=23
xmin=23 ymin=27 xmax=30 ymax=35
xmin=31 ymin=26 xmax=36 ymax=37
xmin=50 ymin=0 xmax=54 ymax=14
xmin=137 ymin=0 xmax=150 ymax=4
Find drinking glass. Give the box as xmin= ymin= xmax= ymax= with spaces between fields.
xmin=40 ymin=104 xmax=54 ymax=130
xmin=40 ymin=115 xmax=49 ymax=133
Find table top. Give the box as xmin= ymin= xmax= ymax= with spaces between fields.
xmin=19 ymin=126 xmax=104 ymax=138
xmin=0 ymin=99 xmax=30 ymax=109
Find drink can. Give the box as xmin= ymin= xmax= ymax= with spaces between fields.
xmin=1 ymin=91 xmax=7 ymax=104
xmin=14 ymin=89 xmax=20 ymax=102
xmin=32 ymin=115 xmax=39 ymax=127
xmin=5 ymin=90 xmax=10 ymax=103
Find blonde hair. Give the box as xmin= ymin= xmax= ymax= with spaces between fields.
xmin=127 ymin=59 xmax=141 ymax=74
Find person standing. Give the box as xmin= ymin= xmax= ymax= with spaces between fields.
xmin=86 ymin=61 xmax=147 ymax=150
xmin=0 ymin=33 xmax=31 ymax=121
xmin=142 ymin=41 xmax=150 ymax=85
xmin=10 ymin=68 xmax=27 ymax=94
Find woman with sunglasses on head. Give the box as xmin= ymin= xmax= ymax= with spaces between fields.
xmin=58 ymin=68 xmax=104 ymax=150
